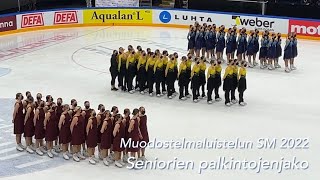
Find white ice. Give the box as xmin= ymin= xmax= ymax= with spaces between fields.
xmin=0 ymin=26 xmax=319 ymax=180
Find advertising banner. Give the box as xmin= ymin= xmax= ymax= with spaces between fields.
xmin=83 ymin=9 xmax=152 ymax=24
xmin=289 ymin=19 xmax=320 ymax=37
xmin=0 ymin=16 xmax=17 ymax=32
xmin=153 ymin=10 xmax=288 ymax=34
xmin=95 ymin=0 xmax=139 ymax=7
xmin=16 ymin=10 xmax=83 ymax=29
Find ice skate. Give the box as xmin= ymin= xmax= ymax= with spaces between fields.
xmin=193 ymin=99 xmax=198 ymax=103
xmin=248 ymin=63 xmax=254 ymax=68
xmin=36 ymin=148 xmax=44 ymax=156
xmin=149 ymin=93 xmax=153 ymax=97
xmin=111 ymin=86 xmax=118 ymax=91
xmin=162 ymin=91 xmax=167 ymax=94
xmin=73 ymin=154 xmax=80 ymax=162
xmin=47 ymin=151 xmax=54 ymax=158
xmin=26 ymin=146 xmax=34 ymax=154
xmin=225 ymin=103 xmax=231 ymax=107
xmin=77 ymin=152 xmax=85 ymax=160
xmin=253 ymin=61 xmax=258 ymax=66
xmin=140 ymin=91 xmax=145 ymax=95
xmin=144 ymin=89 xmax=148 ymax=93
xmin=51 ymin=149 xmax=59 ymax=156
xmin=180 ymin=96 xmax=186 ymax=100
xmin=115 ymin=160 xmax=123 ymax=168
xmin=123 ymin=154 xmax=128 ymax=163
xmin=129 ymin=90 xmax=134 ymax=94
xmin=63 ymin=152 xmax=70 ymax=160
xmin=19 ymin=143 xmax=26 ymax=149
xmin=54 ymin=145 xmax=61 ymax=153
xmin=215 ymin=97 xmax=222 ymax=102
xmin=16 ymin=144 xmax=24 ymax=152
xmin=186 ymin=94 xmax=191 ymax=98
xmin=135 ymin=87 xmax=140 ymax=91
xmin=30 ymin=143 xmax=36 ymax=151
xmin=40 ymin=146 xmax=47 ymax=152
xmin=168 ymin=96 xmax=173 ymax=99
xmin=89 ymin=157 xmax=96 ymax=165
xmin=285 ymin=67 xmax=291 ymax=73
xmin=268 ymin=64 xmax=274 ymax=70
xmin=239 ymin=102 xmax=247 ymax=106
xmin=208 ymin=100 xmax=213 ymax=104
xmin=103 ymin=158 xmax=109 ymax=166
xmin=290 ymin=65 xmax=297 ymax=70
xmin=260 ymin=64 xmax=265 ymax=69
xmin=275 ymin=63 xmax=281 ymax=68
xmin=140 ymin=156 xmax=147 ymax=161
xmin=156 ymin=94 xmax=161 ymax=97
xmin=231 ymin=99 xmax=238 ymax=104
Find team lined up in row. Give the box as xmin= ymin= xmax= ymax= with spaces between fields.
xmin=13 ymin=92 xmax=149 ymax=167
xmin=187 ymin=23 xmax=298 ymax=72
xmin=109 ymin=46 xmax=247 ymax=106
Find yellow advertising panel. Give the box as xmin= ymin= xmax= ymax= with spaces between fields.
xmin=83 ymin=9 xmax=152 ymax=24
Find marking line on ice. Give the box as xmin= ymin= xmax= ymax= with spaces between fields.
xmin=0 ymin=147 xmax=16 ymax=154
xmin=0 ymin=152 xmax=23 ymax=161
xmin=15 ymin=159 xmax=51 ymax=169
xmin=0 ymin=142 xmax=14 ymax=147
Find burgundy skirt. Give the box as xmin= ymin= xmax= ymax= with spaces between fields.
xmin=14 ymin=117 xmax=24 ymax=135
xmin=24 ymin=118 xmax=34 ymax=137
xmin=35 ymin=119 xmax=45 ymax=139
xmin=45 ymin=120 xmax=57 ymax=141
xmin=100 ymin=131 xmax=112 ymax=150
xmin=86 ymin=128 xmax=97 ymax=148
xmin=59 ymin=125 xmax=71 ymax=144
xmin=71 ymin=125 xmax=83 ymax=145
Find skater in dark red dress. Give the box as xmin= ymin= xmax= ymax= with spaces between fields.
xmin=113 ymin=114 xmax=126 ymax=168
xmin=54 ymin=98 xmax=63 ymax=152
xmin=100 ymin=110 xmax=113 ymax=166
xmin=128 ymin=108 xmax=142 ymax=160
xmin=70 ymin=106 xmax=86 ymax=162
xmin=34 ymin=100 xmax=45 ymax=156
xmin=139 ymin=107 xmax=149 ymax=161
xmin=13 ymin=93 xmax=25 ymax=151
xmin=122 ymin=108 xmax=130 ymax=163
xmin=24 ymin=96 xmax=35 ymax=154
xmin=110 ymin=106 xmax=119 ymax=158
xmin=86 ymin=110 xmax=98 ymax=165
xmin=69 ymin=99 xmax=77 ymax=116
xmin=34 ymin=93 xmax=43 ymax=108
xmin=58 ymin=104 xmax=72 ymax=160
xmin=44 ymin=103 xmax=59 ymax=158
xmin=81 ymin=101 xmax=92 ymax=156
xmin=96 ymin=104 xmax=106 ymax=158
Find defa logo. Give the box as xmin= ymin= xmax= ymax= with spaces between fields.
xmin=21 ymin=13 xmax=44 ymax=28
xmin=54 ymin=11 xmax=78 ymax=24
xmin=232 ymin=16 xmax=275 ymax=30
xmin=174 ymin=14 xmax=214 ymax=23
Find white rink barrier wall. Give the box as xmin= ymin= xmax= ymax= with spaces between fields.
xmin=0 ymin=8 xmax=320 ymax=40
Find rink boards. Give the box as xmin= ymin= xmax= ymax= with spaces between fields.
xmin=0 ymin=8 xmax=320 ymax=39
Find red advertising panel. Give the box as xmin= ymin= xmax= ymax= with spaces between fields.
xmin=0 ymin=16 xmax=17 ymax=32
xmin=289 ymin=19 xmax=320 ymax=37
xmin=21 ymin=13 xmax=44 ymax=28
xmin=54 ymin=11 xmax=78 ymax=25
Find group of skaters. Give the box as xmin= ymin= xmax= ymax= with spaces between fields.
xmin=187 ymin=22 xmax=298 ymax=73
xmin=109 ymin=45 xmax=247 ymax=106
xmin=12 ymin=91 xmax=149 ymax=167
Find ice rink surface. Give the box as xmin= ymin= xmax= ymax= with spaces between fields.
xmin=0 ymin=26 xmax=319 ymax=180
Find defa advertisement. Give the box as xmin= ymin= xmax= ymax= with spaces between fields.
xmin=83 ymin=9 xmax=152 ymax=24
xmin=0 ymin=16 xmax=17 ymax=32
xmin=21 ymin=13 xmax=44 ymax=28
xmin=153 ymin=10 xmax=228 ymax=27
xmin=289 ymin=19 xmax=320 ymax=37
xmin=54 ymin=11 xmax=78 ymax=25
